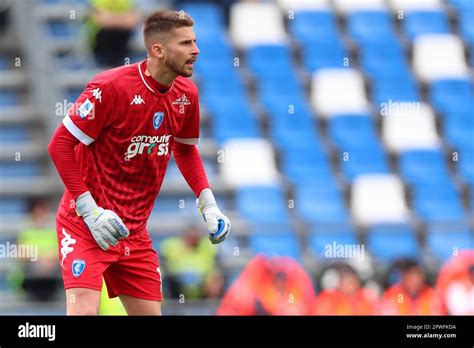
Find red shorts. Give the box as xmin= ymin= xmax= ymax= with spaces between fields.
xmin=56 ymin=214 xmax=162 ymax=301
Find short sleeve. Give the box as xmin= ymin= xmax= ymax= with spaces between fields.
xmin=62 ymin=79 xmax=116 ymax=145
xmin=174 ymin=89 xmax=200 ymax=145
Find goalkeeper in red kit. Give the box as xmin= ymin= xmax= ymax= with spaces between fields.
xmin=48 ymin=10 xmax=230 ymax=315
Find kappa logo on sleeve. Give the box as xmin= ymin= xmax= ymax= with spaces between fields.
xmin=77 ymin=98 xmax=94 ymax=119
xmin=92 ymin=88 xmax=102 ymax=102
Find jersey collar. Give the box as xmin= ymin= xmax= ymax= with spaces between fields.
xmin=138 ymin=60 xmax=174 ymax=95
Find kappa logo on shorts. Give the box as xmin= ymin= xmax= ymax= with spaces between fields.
xmin=72 ymin=259 xmax=86 ymax=278
xmin=60 ymin=228 xmax=76 ymax=266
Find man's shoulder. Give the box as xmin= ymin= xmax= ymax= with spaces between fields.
xmin=174 ymin=76 xmax=199 ymax=96
xmin=90 ymin=63 xmax=140 ymax=90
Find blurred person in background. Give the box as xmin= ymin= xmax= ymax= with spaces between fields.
xmin=217 ymin=255 xmax=315 ymax=315
xmin=8 ymin=198 xmax=60 ymax=302
xmin=85 ymin=0 xmax=142 ymax=67
xmin=160 ymin=224 xmax=223 ymax=299
xmin=311 ymin=264 xmax=379 ymax=315
xmin=436 ymin=250 xmax=474 ymax=315
xmin=381 ymin=259 xmax=443 ymax=315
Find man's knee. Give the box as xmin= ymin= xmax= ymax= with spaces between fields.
xmin=66 ymin=288 xmax=100 ymax=316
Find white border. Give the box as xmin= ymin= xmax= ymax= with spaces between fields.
xmin=63 ymin=115 xmax=95 ymax=145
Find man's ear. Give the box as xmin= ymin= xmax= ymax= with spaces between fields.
xmin=150 ymin=43 xmax=165 ymax=59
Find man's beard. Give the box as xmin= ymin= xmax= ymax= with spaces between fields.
xmin=165 ymin=55 xmax=193 ymax=77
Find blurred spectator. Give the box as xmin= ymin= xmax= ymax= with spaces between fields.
xmin=84 ymin=0 xmax=142 ymax=67
xmin=381 ymin=259 xmax=443 ymax=315
xmin=436 ymin=251 xmax=474 ymax=315
xmin=311 ymin=264 xmax=379 ymax=315
xmin=8 ymin=198 xmax=60 ymax=302
xmin=217 ymin=255 xmax=315 ymax=315
xmin=160 ymin=225 xmax=223 ymax=299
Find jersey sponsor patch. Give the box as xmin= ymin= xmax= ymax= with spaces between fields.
xmin=77 ymin=99 xmax=94 ymax=119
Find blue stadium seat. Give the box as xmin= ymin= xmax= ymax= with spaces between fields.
xmin=0 ymin=198 xmax=27 ymax=215
xmin=280 ymin=147 xmax=332 ymax=185
xmin=426 ymin=223 xmax=473 ymax=262
xmin=403 ymin=11 xmax=450 ymax=41
xmin=295 ymin=181 xmax=349 ymax=224
xmin=290 ymin=10 xmax=339 ymax=44
xmin=0 ymin=55 xmax=9 ymax=70
xmin=308 ymin=224 xmax=358 ymax=259
xmin=303 ymin=39 xmax=348 ymax=72
xmin=236 ymin=186 xmax=290 ymax=224
xmin=327 ymin=114 xmax=380 ymax=150
xmin=412 ymin=180 xmax=466 ymax=222
xmin=259 ymin=92 xmax=309 ymax=118
xmin=399 ymin=149 xmax=451 ymax=185
xmin=0 ymin=127 xmax=28 ymax=143
xmin=457 ymin=145 xmax=474 ymax=184
xmin=202 ymin=92 xmax=249 ymax=117
xmin=367 ymin=224 xmax=420 ymax=263
xmin=180 ymin=2 xmax=225 ymax=36
xmin=46 ymin=21 xmax=80 ymax=38
xmin=247 ymin=44 xmax=294 ymax=79
xmin=444 ymin=108 xmax=474 ymax=150
xmin=212 ymin=109 xmax=261 ymax=143
xmin=359 ymin=41 xmax=410 ymax=80
xmin=339 ymin=144 xmax=390 ymax=181
xmin=372 ymin=76 xmax=420 ymax=105
xmin=429 ymin=79 xmax=473 ymax=115
xmin=347 ymin=10 xmax=398 ymax=44
xmin=0 ymin=91 xmax=21 ymax=107
xmin=249 ymin=228 xmax=301 ymax=260
xmin=257 ymin=74 xmax=303 ymax=97
xmin=449 ymin=0 xmax=474 ymax=12
xmin=459 ymin=10 xmax=474 ymax=44
xmin=271 ymin=126 xmax=321 ymax=152
xmin=0 ymin=162 xmax=40 ymax=177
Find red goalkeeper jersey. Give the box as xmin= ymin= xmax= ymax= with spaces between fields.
xmin=57 ymin=60 xmax=200 ymax=234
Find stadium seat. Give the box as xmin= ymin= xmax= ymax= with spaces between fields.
xmin=388 ymin=0 xmax=444 ymax=12
xmin=333 ymin=0 xmax=386 ymax=14
xmin=289 ymin=10 xmax=339 ymax=45
xmin=339 ymin=145 xmax=390 ymax=181
xmin=413 ymin=34 xmax=469 ymax=83
xmin=229 ymin=2 xmax=287 ymax=48
xmin=448 ymin=0 xmax=474 ymax=11
xmin=0 ymin=198 xmax=27 ymax=215
xmin=179 ymin=3 xmax=225 ymax=34
xmin=277 ymin=0 xmax=330 ymax=12
xmin=311 ymin=69 xmax=369 ymax=117
xmin=0 ymin=91 xmax=21 ymax=107
xmin=327 ymin=114 xmax=380 ymax=151
xmin=0 ymin=162 xmax=40 ymax=177
xmin=429 ymin=79 xmax=473 ymax=116
xmin=426 ymin=223 xmax=474 ymax=262
xmin=412 ymin=180 xmax=466 ymax=222
xmin=280 ymin=149 xmax=333 ymax=185
xmin=381 ymin=103 xmax=440 ymax=153
xmin=371 ymin=75 xmax=420 ymax=106
xmin=351 ymin=174 xmax=409 ymax=226
xmin=0 ymin=127 xmax=29 ymax=143
xmin=398 ymin=149 xmax=451 ymax=185
xmin=456 ymin=145 xmax=474 ymax=184
xmin=367 ymin=224 xmax=420 ymax=263
xmin=443 ymin=109 xmax=474 ymax=151
xmin=302 ymin=38 xmax=348 ymax=72
xmin=347 ymin=10 xmax=398 ymax=45
xmin=220 ymin=138 xmax=279 ymax=188
xmin=295 ymin=180 xmax=349 ymax=224
xmin=249 ymin=228 xmax=300 ymax=260
xmin=236 ymin=185 xmax=289 ymax=224
xmin=403 ymin=10 xmax=450 ymax=41
xmin=46 ymin=21 xmax=80 ymax=39
xmin=246 ymin=44 xmax=295 ymax=80
xmin=458 ymin=10 xmax=474 ymax=44
xmin=308 ymin=224 xmax=358 ymax=260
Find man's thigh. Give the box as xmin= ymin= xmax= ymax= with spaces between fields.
xmin=66 ymin=288 xmax=101 ymax=315
xmin=119 ymin=294 xmax=162 ymax=315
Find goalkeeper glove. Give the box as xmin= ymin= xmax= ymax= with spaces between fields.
xmin=75 ymin=191 xmax=130 ymax=251
xmin=197 ymin=188 xmax=231 ymax=244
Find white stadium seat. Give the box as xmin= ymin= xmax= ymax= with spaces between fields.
xmin=381 ymin=102 xmax=440 ymax=153
xmin=388 ymin=0 xmax=443 ymax=11
xmin=413 ymin=34 xmax=469 ymax=83
xmin=229 ymin=2 xmax=287 ymax=48
xmin=277 ymin=0 xmax=330 ymax=12
xmin=311 ymin=68 xmax=370 ymax=118
xmin=220 ymin=138 xmax=280 ymax=188
xmin=333 ymin=0 xmax=386 ymax=14
xmin=351 ymin=174 xmax=409 ymax=226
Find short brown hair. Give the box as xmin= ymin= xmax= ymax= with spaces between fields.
xmin=143 ymin=10 xmax=194 ymax=48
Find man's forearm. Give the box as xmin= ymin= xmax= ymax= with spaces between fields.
xmin=48 ymin=124 xmax=89 ymax=199
xmin=173 ymin=142 xmax=210 ymax=197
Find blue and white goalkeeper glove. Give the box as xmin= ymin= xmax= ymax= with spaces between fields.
xmin=75 ymin=191 xmax=130 ymax=251
xmin=197 ymin=188 xmax=231 ymax=244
